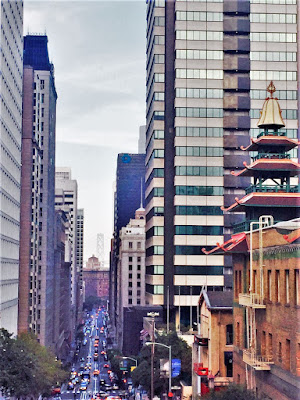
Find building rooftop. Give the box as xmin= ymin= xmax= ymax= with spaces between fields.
xmin=201 ymin=290 xmax=233 ymax=310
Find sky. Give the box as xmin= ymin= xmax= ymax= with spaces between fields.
xmin=24 ymin=1 xmax=147 ymax=265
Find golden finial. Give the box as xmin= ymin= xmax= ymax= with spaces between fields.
xmin=267 ymin=81 xmax=276 ymax=98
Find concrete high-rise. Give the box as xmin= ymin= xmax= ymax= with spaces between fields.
xmin=19 ymin=35 xmax=57 ymax=346
xmin=116 ymin=207 xmax=146 ymax=350
xmin=0 ymin=1 xmax=23 ymax=334
xmin=55 ymin=168 xmax=78 ymax=329
xmin=76 ymin=209 xmax=84 ymax=289
xmin=145 ymin=0 xmax=298 ymax=327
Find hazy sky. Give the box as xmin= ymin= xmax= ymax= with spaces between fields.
xmin=24 ymin=1 xmax=147 ymax=264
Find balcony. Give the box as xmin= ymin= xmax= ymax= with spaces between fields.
xmin=233 ymin=219 xmax=280 ymax=233
xmin=245 ymin=185 xmax=299 ymax=195
xmin=257 ymin=130 xmax=287 ymax=138
xmin=252 ymin=152 xmax=290 ymax=161
xmin=239 ymin=293 xmax=266 ymax=308
xmin=243 ymin=350 xmax=274 ymax=370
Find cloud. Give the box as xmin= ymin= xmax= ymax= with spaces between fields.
xmin=24 ymin=1 xmax=147 ymax=259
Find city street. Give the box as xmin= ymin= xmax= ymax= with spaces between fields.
xmin=60 ymin=309 xmax=119 ymax=400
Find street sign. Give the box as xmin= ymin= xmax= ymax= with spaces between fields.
xmin=120 ymin=359 xmax=128 ymax=371
xmin=171 ymin=359 xmax=181 ymax=378
xmin=131 ymin=366 xmax=136 ymax=372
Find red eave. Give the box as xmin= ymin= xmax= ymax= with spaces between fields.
xmin=222 ymin=192 xmax=300 ymax=213
xmin=241 ymin=137 xmax=299 ymax=152
xmin=231 ymin=159 xmax=300 ymax=177
xmin=202 ymin=232 xmax=247 ymax=255
xmin=283 ymin=228 xmax=300 ymax=244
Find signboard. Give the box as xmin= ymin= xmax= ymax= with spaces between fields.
xmin=171 ymin=359 xmax=181 ymax=378
xmin=120 ymin=359 xmax=128 ymax=371
xmin=131 ymin=366 xmax=136 ymax=372
xmin=147 ymin=312 xmax=160 ymax=317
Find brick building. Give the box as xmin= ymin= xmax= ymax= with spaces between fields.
xmin=83 ymin=256 xmax=109 ymax=301
xmin=203 ymin=85 xmax=300 ymax=399
xmin=193 ymin=290 xmax=233 ymax=396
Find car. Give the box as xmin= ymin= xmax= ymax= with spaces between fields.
xmin=100 ymin=379 xmax=106 ymax=386
xmin=93 ymin=369 xmax=100 ymax=376
xmin=112 ymin=385 xmax=119 ymax=390
xmin=106 ymin=396 xmax=121 ymax=400
xmin=103 ymin=364 xmax=109 ymax=368
xmin=94 ymin=354 xmax=99 ymax=361
xmin=67 ymin=382 xmax=74 ymax=390
xmin=104 ymin=355 xmax=108 ymax=361
xmin=107 ymin=370 xmax=112 ymax=374
xmin=83 ymin=339 xmax=87 ymax=346
xmin=80 ymin=383 xmax=88 ymax=391
xmin=101 ymin=350 xmax=106 ymax=355
xmin=51 ymin=387 xmax=61 ymax=395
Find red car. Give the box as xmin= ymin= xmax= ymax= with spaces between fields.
xmin=51 ymin=387 xmax=61 ymax=395
xmin=103 ymin=364 xmax=109 ymax=368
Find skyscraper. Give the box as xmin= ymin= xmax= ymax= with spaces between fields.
xmin=19 ymin=35 xmax=57 ymax=346
xmin=145 ymin=0 xmax=298 ymax=327
xmin=76 ymin=209 xmax=84 ymax=289
xmin=110 ymin=153 xmax=146 ymax=337
xmin=0 ymin=0 xmax=23 ymax=334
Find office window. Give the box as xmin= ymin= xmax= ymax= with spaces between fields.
xmin=137 ymin=273 xmax=141 ymax=280
xmin=128 ymin=299 xmax=132 ymax=305
xmin=137 ymin=290 xmax=141 ymax=296
xmin=137 ymin=265 xmax=141 ymax=271
xmin=278 ymin=342 xmax=282 ymax=362
xmin=154 ymin=285 xmax=164 ymax=294
xmin=286 ymin=339 xmax=291 ymax=370
xmin=129 ymin=242 xmax=133 ymax=249
xmin=236 ymin=322 xmax=240 ymax=347
xmin=267 ymin=270 xmax=272 ymax=301
xmin=285 ymin=270 xmax=290 ymax=304
xmin=137 ymin=299 xmax=141 ymax=305
xmin=268 ymin=333 xmax=273 ymax=358
xmin=275 ymin=270 xmax=280 ymax=302
xmin=226 ymin=324 xmax=233 ymax=345
xmin=129 ymin=282 xmax=132 ymax=288
xmin=129 ymin=256 xmax=133 ymax=262
xmin=137 ymin=281 xmax=141 ymax=287
xmin=137 ymin=242 xmax=141 ymax=249
xmin=137 ymin=256 xmax=141 ymax=262
xmin=295 ymin=270 xmax=299 ymax=306
xmin=176 ymin=69 xmax=223 ymax=79
xmin=129 ymin=273 xmax=132 ymax=279
xmin=262 ymin=331 xmax=266 ymax=356
xmin=154 ymin=265 xmax=164 ymax=274
xmin=128 ymin=290 xmax=132 ymax=296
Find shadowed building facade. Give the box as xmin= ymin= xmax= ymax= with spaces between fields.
xmin=145 ymin=0 xmax=298 ymax=327
xmin=19 ymin=35 xmax=57 ymax=346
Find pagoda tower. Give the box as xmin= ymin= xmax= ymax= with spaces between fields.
xmin=219 ymin=81 xmax=300 ymax=232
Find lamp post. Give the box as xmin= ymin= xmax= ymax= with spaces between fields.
xmin=146 ymin=342 xmax=172 ymax=398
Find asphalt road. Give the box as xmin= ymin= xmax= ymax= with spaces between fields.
xmin=60 ymin=309 xmax=113 ymax=400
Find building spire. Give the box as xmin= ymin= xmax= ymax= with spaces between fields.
xmin=257 ymin=81 xmax=285 ymax=129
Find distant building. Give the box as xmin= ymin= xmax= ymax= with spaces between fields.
xmin=83 ymin=255 xmax=109 ymax=301
xmin=122 ymin=305 xmax=163 ymax=356
xmin=110 ymin=153 xmax=146 ymax=337
xmin=96 ymin=233 xmax=105 ymax=267
xmin=116 ymin=207 xmax=146 ymax=349
xmin=0 ymin=1 xmax=23 ymax=335
xmin=138 ymin=125 xmax=146 ymax=154
xmin=76 ymin=209 xmax=84 ymax=287
xmin=193 ymin=290 xmax=233 ymax=396
xmin=19 ymin=35 xmax=57 ymax=347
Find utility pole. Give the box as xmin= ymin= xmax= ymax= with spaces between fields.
xmin=167 ymin=285 xmax=170 ymax=333
xmin=151 ymin=315 xmax=155 ymax=400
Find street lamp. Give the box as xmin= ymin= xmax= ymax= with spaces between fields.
xmin=146 ymin=342 xmax=172 ymax=398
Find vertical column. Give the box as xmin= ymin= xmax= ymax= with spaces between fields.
xmin=164 ymin=0 xmax=176 ymax=310
xmin=223 ymin=0 xmax=251 ymax=286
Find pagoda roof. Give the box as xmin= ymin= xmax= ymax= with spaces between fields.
xmin=202 ymin=232 xmax=247 ymax=255
xmin=222 ymin=192 xmax=300 ymax=213
xmin=241 ymin=136 xmax=299 ymax=152
xmin=231 ymin=159 xmax=300 ymax=177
